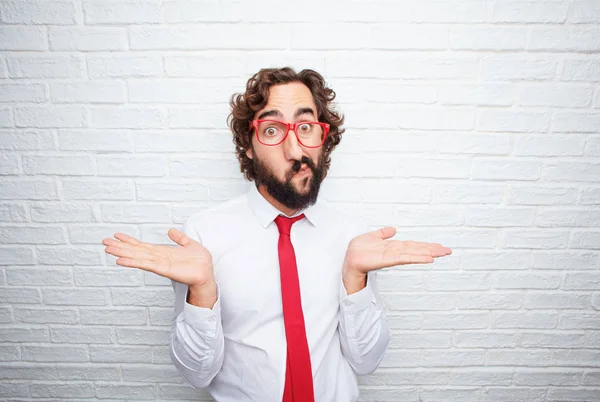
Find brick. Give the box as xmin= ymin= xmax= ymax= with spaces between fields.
xmin=514 ymin=369 xmax=581 ymax=386
xmin=381 ymin=294 xmax=457 ymax=311
xmin=130 ymin=25 xmax=288 ymax=50
xmin=508 ymin=185 xmax=578 ymax=205
xmin=0 ymin=364 xmax=57 ymax=380
xmin=88 ymin=54 xmax=163 ymax=78
xmin=515 ymin=135 xmax=586 ymax=156
xmin=0 ymin=129 xmax=55 ymax=151
xmin=439 ymin=85 xmax=515 ymax=106
xmin=80 ymin=307 xmax=147 ymax=325
xmin=482 ymin=388 xmax=545 ymax=402
xmin=477 ymin=109 xmax=550 ymax=132
xmin=462 ymin=251 xmax=530 ymax=271
xmin=49 ymin=27 xmax=127 ymax=51
xmin=23 ymin=155 xmax=95 ymax=175
xmin=15 ymin=307 xmax=77 ymax=324
xmin=569 ymin=0 xmax=600 ymax=23
xmin=0 ymin=288 xmax=41 ymax=304
xmin=122 ymin=364 xmax=184 ymax=383
xmin=0 ymin=382 xmax=29 ymax=397
xmin=422 ymin=313 xmax=488 ymax=330
xmin=164 ymin=0 xmax=243 ymax=22
xmin=168 ymin=105 xmax=231 ymax=129
xmin=533 ymin=251 xmax=598 ymax=269
xmin=91 ymin=106 xmax=166 ymax=129
xmin=501 ymin=229 xmax=570 ymax=249
xmin=395 ymin=206 xmax=464 ymax=227
xmin=422 ymin=350 xmax=485 ymax=367
xmin=425 ymin=272 xmax=491 ymax=291
xmin=518 ymin=84 xmax=593 ymax=107
xmin=0 ymin=203 xmax=27 ymax=222
xmin=0 ymin=345 xmax=19 ymax=361
xmin=97 ymin=156 xmax=167 ymax=177
xmin=389 ymin=331 xmax=452 ymax=349
xmin=148 ymin=308 xmax=173 ymax=326
xmin=353 ymin=106 xmax=475 ymax=130
xmin=100 ymin=204 xmax=170 ymax=223
xmin=571 ymin=230 xmax=600 ymax=249
xmin=42 ymin=288 xmax=108 ymax=306
xmin=51 ymin=81 xmax=126 ymax=104
xmin=580 ymin=186 xmax=600 ymax=205
xmin=495 ymin=272 xmax=562 ymax=290
xmin=587 ymin=136 xmax=600 ymax=156
xmin=466 ymin=207 xmax=535 ymax=227
xmin=15 ymin=106 xmax=86 ymax=128
xmin=536 ymin=209 xmax=600 ymax=227
xmin=472 ymin=159 xmax=541 ymax=180
xmin=7 ymin=53 xmax=84 ymax=78
xmin=57 ymin=365 xmax=120 ymax=381
xmin=395 ymin=157 xmax=471 ymax=178
xmin=22 ymin=345 xmax=88 ymax=362
xmin=547 ymin=388 xmax=600 ymax=401
xmin=454 ymin=331 xmax=519 ymax=348
xmin=170 ymin=157 xmax=242 ymax=179
xmin=544 ymin=162 xmax=600 ymax=182
xmin=327 ymin=54 xmax=479 ymax=80
xmin=50 ymin=327 xmax=113 ymax=343
xmin=562 ymin=59 xmax=600 ymax=81
xmin=116 ymin=328 xmax=170 ymax=345
xmin=111 ymin=288 xmax=174 ymax=307
xmin=410 ymin=0 xmax=487 ymax=22
xmin=84 ymin=0 xmax=161 ymax=24
xmin=449 ymin=368 xmax=513 ymax=386
xmin=59 ymin=130 xmax=133 ymax=152
xmin=0 ymin=247 xmax=35 ymax=265
xmin=69 ymin=224 xmax=139 ymax=244
xmin=128 ymin=78 xmax=240 ymax=104
xmin=62 ymin=178 xmax=134 ymax=200
xmin=584 ymin=370 xmax=600 ymax=385
xmin=74 ymin=266 xmax=144 ymax=287
xmin=520 ymin=332 xmax=586 ymax=350
xmin=136 ymin=180 xmax=210 ymax=201
xmin=488 ymin=349 xmax=554 ymax=366
xmin=166 ymin=55 xmax=245 ymax=78
xmin=525 ymin=293 xmax=591 ymax=309
xmin=553 ymin=111 xmax=600 ymax=132
xmin=492 ymin=0 xmax=568 ymax=22
xmin=434 ymin=182 xmax=505 ymax=204
xmin=492 ymin=312 xmax=558 ymax=329
xmin=31 ymin=383 xmax=93 ymax=398
xmin=450 ymin=26 xmax=526 ymax=50
xmin=0 ymin=0 xmax=78 ymax=24
xmin=563 ymin=273 xmax=600 ymax=291
xmin=0 ymin=84 xmax=47 ymax=103
xmin=133 ymin=130 xmax=232 ymax=153
xmin=458 ymin=293 xmax=523 ymax=310
xmin=0 ymin=26 xmax=47 ymax=50
xmin=90 ymin=345 xmax=152 ymax=363
xmin=0 ymin=154 xmax=20 ymax=174
xmin=95 ymin=383 xmax=156 ymax=399
xmin=0 ymin=107 xmax=13 ymax=127
xmin=37 ymin=246 xmax=104 ymax=265
xmin=30 ymin=202 xmax=96 ymax=223
xmin=529 ymin=26 xmax=600 ymax=52
xmin=483 ymin=56 xmax=557 ymax=81
xmin=0 ymin=306 xmax=11 ymax=323
xmin=554 ymin=350 xmax=600 ymax=366
xmin=7 ymin=267 xmax=73 ymax=286
xmin=0 ymin=225 xmax=65 ymax=244
xmin=385 ymin=313 xmax=422 ymax=330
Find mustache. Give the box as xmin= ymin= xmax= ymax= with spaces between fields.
xmin=291 ymin=156 xmax=316 ymax=174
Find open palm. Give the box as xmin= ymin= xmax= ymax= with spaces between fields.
xmin=102 ymin=229 xmax=214 ymax=287
xmin=344 ymin=226 xmax=452 ymax=273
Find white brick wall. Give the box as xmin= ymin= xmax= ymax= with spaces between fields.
xmin=0 ymin=0 xmax=599 ymax=401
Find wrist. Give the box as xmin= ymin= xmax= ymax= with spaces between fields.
xmin=342 ymin=261 xmax=367 ymax=295
xmin=187 ymin=279 xmax=217 ymax=309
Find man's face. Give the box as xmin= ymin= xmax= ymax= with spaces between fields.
xmin=246 ymin=82 xmax=326 ymax=210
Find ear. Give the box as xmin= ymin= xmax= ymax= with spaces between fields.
xmin=246 ymin=148 xmax=253 ymax=160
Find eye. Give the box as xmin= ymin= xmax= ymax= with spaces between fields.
xmin=264 ymin=127 xmax=278 ymax=136
xmin=298 ymin=123 xmax=311 ymax=133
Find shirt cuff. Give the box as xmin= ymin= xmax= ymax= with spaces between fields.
xmin=340 ymin=273 xmax=377 ymax=313
xmin=182 ymin=283 xmax=221 ymax=329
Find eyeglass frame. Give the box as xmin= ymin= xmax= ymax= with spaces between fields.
xmin=249 ymin=119 xmax=331 ymax=148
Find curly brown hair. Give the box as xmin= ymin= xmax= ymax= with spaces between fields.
xmin=227 ymin=67 xmax=345 ymax=181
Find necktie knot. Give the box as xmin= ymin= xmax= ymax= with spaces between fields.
xmin=275 ymin=214 xmax=305 ymax=236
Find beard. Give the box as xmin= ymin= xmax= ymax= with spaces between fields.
xmin=252 ymin=151 xmax=326 ymax=211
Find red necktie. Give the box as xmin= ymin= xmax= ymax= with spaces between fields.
xmin=274 ymin=214 xmax=315 ymax=402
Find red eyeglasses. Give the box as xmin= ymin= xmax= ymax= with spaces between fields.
xmin=249 ymin=119 xmax=330 ymax=148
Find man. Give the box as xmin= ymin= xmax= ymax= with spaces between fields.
xmin=102 ymin=67 xmax=452 ymax=401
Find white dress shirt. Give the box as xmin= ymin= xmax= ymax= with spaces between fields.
xmin=169 ymin=183 xmax=390 ymax=402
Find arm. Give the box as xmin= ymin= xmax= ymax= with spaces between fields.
xmin=168 ymin=219 xmax=224 ymax=388
xmin=338 ymin=267 xmax=390 ymax=375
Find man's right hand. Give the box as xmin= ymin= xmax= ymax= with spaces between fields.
xmin=102 ymin=229 xmax=217 ymax=308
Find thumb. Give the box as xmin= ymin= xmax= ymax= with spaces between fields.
xmin=168 ymin=228 xmax=194 ymax=247
xmin=376 ymin=226 xmax=397 ymax=240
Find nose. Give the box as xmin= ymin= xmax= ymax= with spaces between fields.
xmin=282 ymin=126 xmax=303 ymax=161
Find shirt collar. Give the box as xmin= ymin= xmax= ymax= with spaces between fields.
xmin=247 ymin=182 xmax=323 ymax=228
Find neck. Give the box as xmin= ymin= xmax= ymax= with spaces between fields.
xmin=256 ymin=184 xmax=298 ymax=217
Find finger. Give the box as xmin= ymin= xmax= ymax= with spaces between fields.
xmin=114 ymin=232 xmax=145 ymax=246
xmin=168 ymin=228 xmax=194 ymax=247
xmin=105 ymin=245 xmax=155 ymax=261
xmin=376 ymin=226 xmax=397 ymax=240
xmin=396 ymin=241 xmax=452 ymax=257
xmin=394 ymin=254 xmax=435 ymax=265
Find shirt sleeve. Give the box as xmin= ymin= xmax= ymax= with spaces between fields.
xmin=338 ymin=223 xmax=390 ymax=375
xmin=169 ymin=216 xmax=225 ymax=388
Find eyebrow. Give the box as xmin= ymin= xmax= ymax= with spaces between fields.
xmin=257 ymin=107 xmax=316 ymax=120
